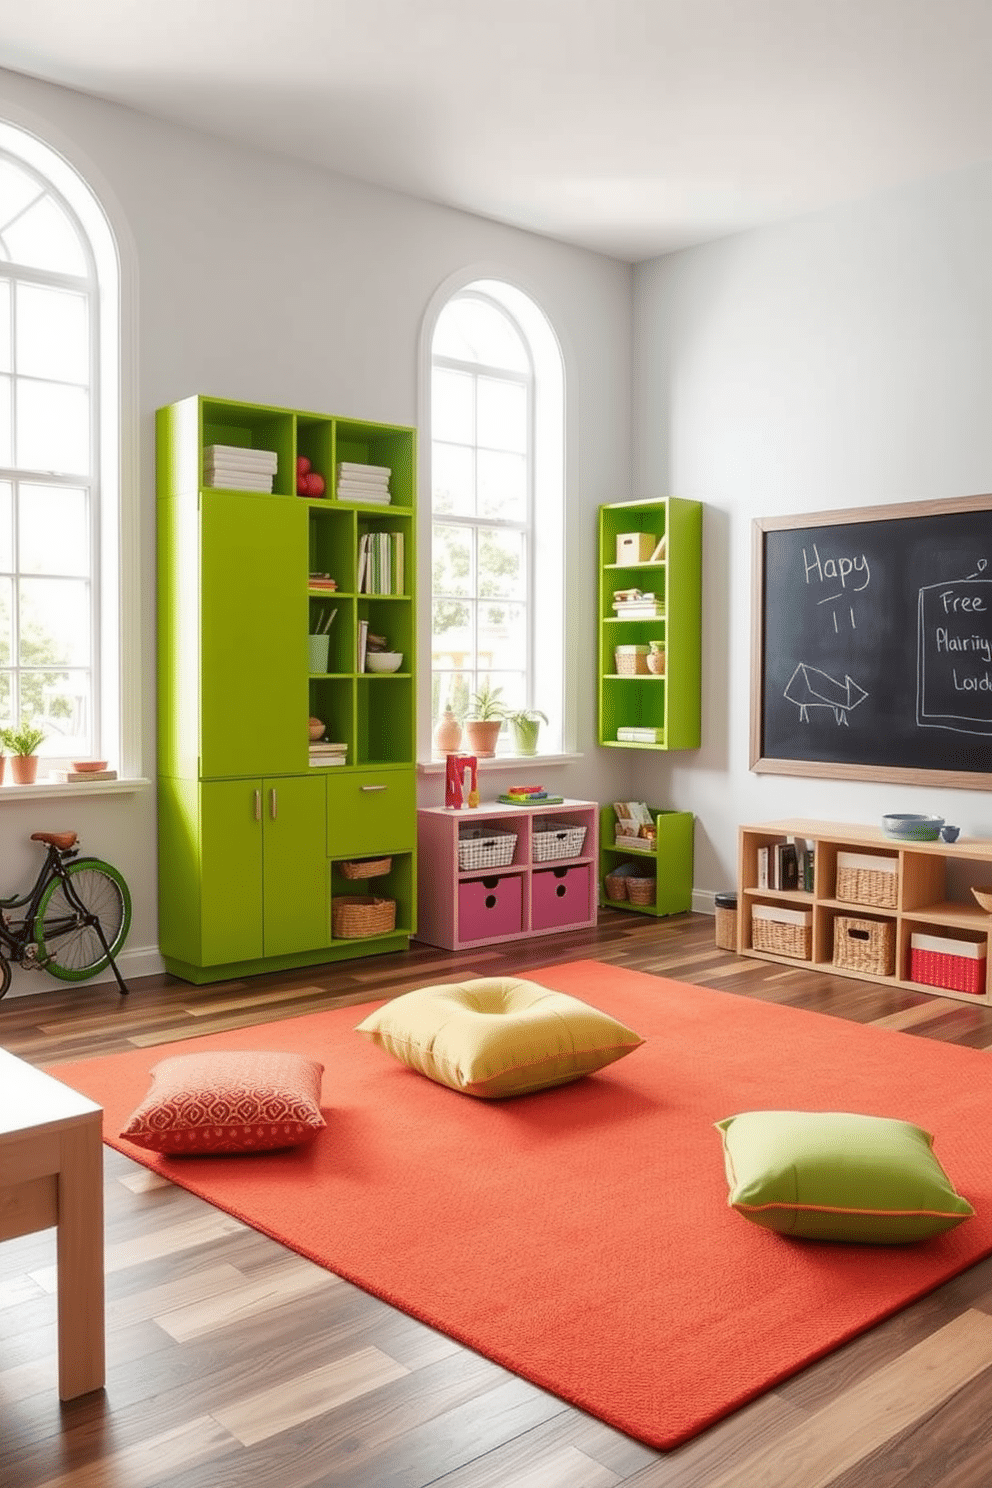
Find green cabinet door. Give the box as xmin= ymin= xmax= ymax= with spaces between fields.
xmin=200 ymin=779 xmax=264 ymax=965
xmin=200 ymin=492 xmax=308 ymax=779
xmin=262 ymin=774 xmax=329 ymax=956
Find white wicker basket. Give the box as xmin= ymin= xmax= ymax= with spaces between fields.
xmin=533 ymin=822 xmax=588 ymax=862
xmin=457 ymin=829 xmax=517 ymax=871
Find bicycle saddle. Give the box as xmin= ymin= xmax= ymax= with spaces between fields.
xmin=30 ymin=831 xmax=78 ymax=850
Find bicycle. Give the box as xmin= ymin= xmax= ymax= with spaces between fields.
xmin=0 ymin=830 xmax=132 ymax=999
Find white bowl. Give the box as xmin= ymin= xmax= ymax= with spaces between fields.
xmin=366 ymin=651 xmax=403 ymax=673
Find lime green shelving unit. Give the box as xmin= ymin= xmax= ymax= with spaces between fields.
xmin=599 ymin=806 xmax=694 ymax=916
xmin=156 ymin=394 xmax=417 ymax=984
xmin=597 ymin=497 xmax=702 ymax=750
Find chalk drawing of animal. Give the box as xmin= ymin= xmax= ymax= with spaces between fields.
xmin=784 ymin=664 xmax=868 ymax=725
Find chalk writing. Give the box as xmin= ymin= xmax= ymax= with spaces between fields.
xmin=918 ymin=569 xmax=992 ymax=736
xmin=802 ymin=543 xmax=869 ymax=632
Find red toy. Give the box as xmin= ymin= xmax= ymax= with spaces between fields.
xmin=445 ymin=753 xmax=479 ymax=810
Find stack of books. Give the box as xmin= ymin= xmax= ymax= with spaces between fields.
xmin=50 ymin=767 xmax=119 ymax=783
xmin=203 ymin=444 xmax=278 ymax=492
xmin=498 ymin=785 xmax=565 ymax=805
xmin=308 ymin=572 xmax=338 ymax=591
xmin=357 ymin=531 xmax=404 ymax=594
xmin=756 ymin=838 xmax=801 ymax=891
xmin=336 ymin=461 xmax=391 ymax=504
xmin=612 ymin=593 xmax=665 ymax=618
xmin=616 ymin=726 xmax=664 ymax=743
xmin=309 ymin=741 xmax=347 ymax=767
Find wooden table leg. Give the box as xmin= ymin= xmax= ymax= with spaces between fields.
xmin=55 ymin=1115 xmax=105 ymax=1399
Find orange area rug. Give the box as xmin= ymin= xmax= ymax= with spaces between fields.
xmin=48 ymin=961 xmax=992 ymax=1449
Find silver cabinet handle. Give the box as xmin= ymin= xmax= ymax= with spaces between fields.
xmin=269 ymin=788 xmax=277 ymax=819
xmin=361 ymin=784 xmax=386 ymax=792
xmin=254 ymin=790 xmax=261 ymax=821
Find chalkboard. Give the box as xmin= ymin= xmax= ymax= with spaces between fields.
xmin=750 ymin=494 xmax=992 ymax=788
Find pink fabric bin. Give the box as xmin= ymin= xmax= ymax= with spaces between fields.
xmin=458 ymin=875 xmax=523 ymax=942
xmin=531 ymin=864 xmax=591 ymax=931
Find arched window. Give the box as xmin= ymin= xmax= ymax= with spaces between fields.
xmin=429 ymin=280 xmax=564 ymax=756
xmin=0 ymin=123 xmax=127 ymax=773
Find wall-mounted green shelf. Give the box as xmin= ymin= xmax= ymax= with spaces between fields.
xmin=597 ymin=498 xmax=702 ymax=750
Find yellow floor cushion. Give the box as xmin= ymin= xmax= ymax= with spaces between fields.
xmin=356 ymin=975 xmax=644 ymax=1098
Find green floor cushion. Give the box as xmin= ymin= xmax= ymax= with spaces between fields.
xmin=716 ymin=1109 xmax=974 ymax=1243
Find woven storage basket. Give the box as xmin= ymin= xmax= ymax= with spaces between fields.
xmin=626 ymin=873 xmax=657 ymax=905
xmin=614 ymin=645 xmax=650 ymax=676
xmin=836 ymin=862 xmax=897 ymax=909
xmin=714 ymin=893 xmax=738 ymax=952
xmin=910 ymin=933 xmax=987 ymax=995
xmin=832 ymin=915 xmax=895 ymax=977
xmin=604 ymin=871 xmax=628 ymax=901
xmin=332 ymin=894 xmax=396 ymax=938
xmin=457 ymin=829 xmax=517 ymax=872
xmin=603 ymin=860 xmax=655 ymax=903
xmin=533 ymin=822 xmax=587 ymax=862
xmin=751 ymin=913 xmax=811 ymax=961
xmin=340 ymin=856 xmax=392 ymax=880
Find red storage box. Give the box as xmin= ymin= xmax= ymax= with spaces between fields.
xmin=531 ymin=864 xmax=591 ymax=931
xmin=910 ymin=932 xmax=987 ymax=996
xmin=458 ymin=875 xmax=523 ymax=943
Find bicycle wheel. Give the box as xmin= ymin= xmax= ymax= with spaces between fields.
xmin=36 ymin=858 xmax=132 ymax=982
xmin=0 ymin=954 xmax=10 ymax=999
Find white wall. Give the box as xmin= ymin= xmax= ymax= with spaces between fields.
xmin=633 ymin=159 xmax=992 ymax=900
xmin=0 ymin=67 xmax=633 ymax=993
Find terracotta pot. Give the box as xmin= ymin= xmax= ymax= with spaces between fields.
xmin=10 ymin=754 xmax=39 ymax=785
xmin=464 ymin=719 xmax=502 ymax=758
xmin=433 ymin=708 xmax=462 ymax=753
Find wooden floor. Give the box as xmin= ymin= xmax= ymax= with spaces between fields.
xmin=5 ymin=910 xmax=992 ymax=1487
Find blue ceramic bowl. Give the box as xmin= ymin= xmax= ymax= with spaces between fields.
xmin=882 ymin=813 xmax=944 ymax=842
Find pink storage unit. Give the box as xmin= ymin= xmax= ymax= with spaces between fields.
xmin=458 ymin=875 xmax=523 ymax=943
xmin=531 ymin=864 xmax=592 ymax=931
xmin=415 ymin=798 xmax=598 ymax=951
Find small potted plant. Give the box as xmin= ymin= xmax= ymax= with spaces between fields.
xmin=2 ymin=722 xmax=46 ymax=785
xmin=506 ymin=707 xmax=548 ymax=757
xmin=464 ymin=681 xmax=509 ymax=758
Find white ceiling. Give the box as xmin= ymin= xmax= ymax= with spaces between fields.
xmin=3 ymin=0 xmax=992 ymax=261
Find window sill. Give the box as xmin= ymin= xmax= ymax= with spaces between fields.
xmin=417 ymin=753 xmax=582 ymax=775
xmin=0 ymin=776 xmax=152 ymax=802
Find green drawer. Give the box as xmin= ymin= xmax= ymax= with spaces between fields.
xmin=326 ymin=769 xmax=415 ymax=858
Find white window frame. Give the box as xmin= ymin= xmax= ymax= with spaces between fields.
xmin=420 ymin=275 xmax=567 ymax=765
xmin=0 ymin=118 xmax=140 ymax=786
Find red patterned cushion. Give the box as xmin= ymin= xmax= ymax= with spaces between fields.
xmin=120 ymin=1051 xmax=326 ymax=1155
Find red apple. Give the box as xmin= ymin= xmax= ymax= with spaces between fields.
xmin=296 ymin=475 xmax=309 ymax=496
xmin=306 ymin=472 xmax=326 ymax=497
xmin=297 ymin=455 xmax=311 ymax=477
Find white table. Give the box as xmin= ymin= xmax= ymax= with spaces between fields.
xmin=0 ymin=1047 xmax=105 ymax=1398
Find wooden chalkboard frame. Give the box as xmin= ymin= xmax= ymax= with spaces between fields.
xmin=750 ymin=492 xmax=992 ymax=790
